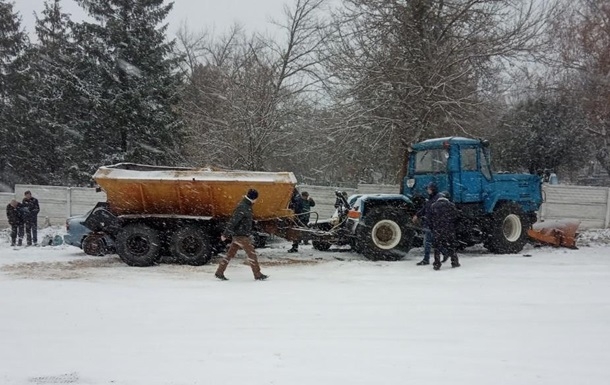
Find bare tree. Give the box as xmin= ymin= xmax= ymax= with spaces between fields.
xmin=175 ymin=0 xmax=330 ymax=172
xmin=551 ymin=0 xmax=610 ymax=177
xmin=322 ymin=0 xmax=555 ymax=182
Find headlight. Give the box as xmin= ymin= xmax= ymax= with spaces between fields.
xmin=407 ymin=179 xmax=415 ymax=188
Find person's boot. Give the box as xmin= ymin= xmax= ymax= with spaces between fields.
xmin=451 ymin=255 xmax=461 ymax=267
xmin=17 ymin=239 xmax=22 ymax=246
xmin=215 ymin=273 xmax=228 ymax=281
xmin=416 ymin=260 xmax=429 ymax=265
xmin=255 ymin=274 xmax=269 ymax=281
xmin=10 ymin=241 xmax=15 ymax=247
xmin=451 ymin=256 xmax=460 ymax=268
xmin=433 ymin=250 xmax=441 ymax=270
xmin=287 ymin=247 xmax=298 ymax=253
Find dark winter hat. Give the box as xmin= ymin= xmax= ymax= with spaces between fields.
xmin=440 ymin=190 xmax=451 ymax=200
xmin=426 ymin=182 xmax=438 ymax=194
xmin=301 ymin=191 xmax=309 ymax=197
xmin=24 ymin=190 xmax=31 ymax=195
xmin=246 ymin=188 xmax=259 ymax=200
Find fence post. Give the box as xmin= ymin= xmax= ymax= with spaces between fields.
xmin=605 ymin=187 xmax=610 ymax=229
xmin=66 ymin=187 xmax=72 ymax=219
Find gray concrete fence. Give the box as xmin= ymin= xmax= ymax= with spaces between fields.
xmin=1 ymin=183 xmax=609 ymax=230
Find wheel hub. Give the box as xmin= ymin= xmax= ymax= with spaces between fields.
xmin=126 ymin=235 xmax=151 ymax=256
xmin=371 ymin=219 xmax=401 ymax=250
xmin=180 ymin=236 xmax=203 ymax=256
xmin=502 ymin=214 xmax=522 ymax=242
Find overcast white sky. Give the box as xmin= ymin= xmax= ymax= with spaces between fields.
xmin=14 ymin=0 xmax=289 ymax=37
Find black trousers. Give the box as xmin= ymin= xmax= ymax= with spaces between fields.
xmin=433 ymin=238 xmax=458 ymax=266
xmin=10 ymin=224 xmax=24 ymax=245
xmin=25 ymin=217 xmax=38 ymax=245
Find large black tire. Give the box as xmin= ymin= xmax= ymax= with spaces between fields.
xmin=312 ymin=240 xmax=332 ymax=251
xmin=82 ymin=234 xmax=107 ymax=256
xmin=484 ymin=202 xmax=529 ymax=254
xmin=358 ymin=207 xmax=415 ymax=261
xmin=169 ymin=225 xmax=212 ymax=266
xmin=311 ymin=222 xmax=333 ymax=251
xmin=253 ymin=233 xmax=268 ymax=249
xmin=116 ymin=223 xmax=161 ymax=267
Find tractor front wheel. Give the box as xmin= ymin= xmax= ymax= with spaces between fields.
xmin=484 ymin=203 xmax=529 ymax=254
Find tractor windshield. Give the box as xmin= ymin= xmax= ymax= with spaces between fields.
xmin=415 ymin=149 xmax=448 ymax=173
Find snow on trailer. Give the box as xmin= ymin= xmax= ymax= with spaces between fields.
xmin=93 ymin=163 xmax=297 ymax=219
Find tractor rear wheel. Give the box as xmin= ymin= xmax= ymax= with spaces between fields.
xmin=359 ymin=207 xmax=414 ymax=261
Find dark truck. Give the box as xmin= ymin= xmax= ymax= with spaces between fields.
xmin=311 ymin=137 xmax=543 ymax=260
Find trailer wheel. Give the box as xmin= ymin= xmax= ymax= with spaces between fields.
xmin=116 ymin=224 xmax=160 ymax=267
xmin=484 ymin=202 xmax=529 ymax=254
xmin=359 ymin=207 xmax=414 ymax=261
xmin=170 ymin=225 xmax=212 ymax=266
xmin=311 ymin=222 xmax=333 ymax=251
xmin=253 ymin=233 xmax=268 ymax=249
xmin=312 ymin=240 xmax=332 ymax=251
xmin=82 ymin=234 xmax=107 ymax=256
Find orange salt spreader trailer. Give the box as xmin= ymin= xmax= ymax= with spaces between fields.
xmin=87 ymin=163 xmax=313 ymax=266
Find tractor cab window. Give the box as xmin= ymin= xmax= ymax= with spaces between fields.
xmin=481 ymin=147 xmax=492 ymax=180
xmin=415 ymin=149 xmax=448 ymax=173
xmin=460 ymin=148 xmax=478 ymax=171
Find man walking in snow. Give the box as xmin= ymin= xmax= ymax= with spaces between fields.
xmin=300 ymin=191 xmax=315 ymax=244
xmin=412 ymin=182 xmax=442 ymax=265
xmin=300 ymin=191 xmax=315 ymax=225
xmin=428 ymin=192 xmax=460 ymax=270
xmin=22 ymin=190 xmax=40 ymax=246
xmin=288 ymin=188 xmax=305 ymax=252
xmin=6 ymin=199 xmax=25 ymax=247
xmin=215 ymin=189 xmax=268 ymax=281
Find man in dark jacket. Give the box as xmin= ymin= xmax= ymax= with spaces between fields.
xmin=288 ymin=188 xmax=305 ymax=252
xmin=428 ymin=193 xmax=460 ymax=270
xmin=22 ymin=190 xmax=40 ymax=246
xmin=215 ymin=189 xmax=268 ymax=281
xmin=300 ymin=191 xmax=316 ymax=244
xmin=412 ymin=182 xmax=441 ymax=265
xmin=6 ymin=199 xmax=25 ymax=247
xmin=300 ymin=191 xmax=315 ymax=226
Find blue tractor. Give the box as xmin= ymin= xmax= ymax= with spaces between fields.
xmin=337 ymin=137 xmax=542 ymax=261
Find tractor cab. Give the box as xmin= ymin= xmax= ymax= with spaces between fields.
xmin=403 ymin=137 xmax=492 ymax=206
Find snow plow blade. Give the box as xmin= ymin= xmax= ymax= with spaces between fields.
xmin=527 ymin=220 xmax=580 ymax=249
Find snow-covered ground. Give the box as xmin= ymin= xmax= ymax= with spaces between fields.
xmin=1 ymin=227 xmax=610 ymax=385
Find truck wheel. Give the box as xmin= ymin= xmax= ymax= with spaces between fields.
xmin=360 ymin=207 xmax=414 ymax=261
xmin=312 ymin=240 xmax=332 ymax=251
xmin=253 ymin=233 xmax=268 ymax=249
xmin=82 ymin=234 xmax=107 ymax=256
xmin=116 ymin=224 xmax=160 ymax=267
xmin=485 ymin=203 xmax=529 ymax=254
xmin=170 ymin=225 xmax=212 ymax=266
xmin=311 ymin=222 xmax=333 ymax=251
